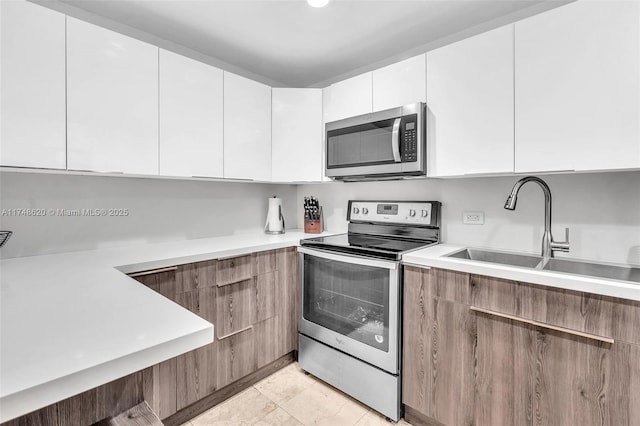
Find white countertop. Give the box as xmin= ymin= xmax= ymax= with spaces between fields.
xmin=403 ymin=244 xmax=640 ymax=302
xmin=0 ymin=230 xmax=323 ymax=422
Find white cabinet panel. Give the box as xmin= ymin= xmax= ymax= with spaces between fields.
xmin=322 ymin=73 xmax=372 ymax=123
xmin=427 ymin=25 xmax=514 ymax=177
xmin=515 ymin=1 xmax=640 ymax=173
xmin=372 ymin=54 xmax=426 ymax=112
xmin=0 ymin=0 xmax=66 ymax=169
xmin=159 ymin=49 xmax=223 ymax=178
xmin=67 ymin=18 xmax=159 ymax=175
xmin=223 ymin=72 xmax=271 ymax=181
xmin=272 ymin=88 xmax=323 ymax=182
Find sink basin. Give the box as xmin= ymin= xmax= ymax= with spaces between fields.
xmin=543 ymin=258 xmax=640 ymax=283
xmin=446 ymin=248 xmax=543 ymax=268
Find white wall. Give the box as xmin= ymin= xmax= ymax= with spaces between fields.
xmin=298 ymin=172 xmax=640 ymax=266
xmin=0 ymin=172 xmax=297 ymax=258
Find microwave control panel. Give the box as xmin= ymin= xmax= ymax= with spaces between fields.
xmin=348 ymin=201 xmax=440 ymax=227
xmin=401 ymin=115 xmax=418 ymax=162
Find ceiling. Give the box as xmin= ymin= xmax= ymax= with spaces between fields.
xmin=54 ymin=0 xmax=554 ymax=87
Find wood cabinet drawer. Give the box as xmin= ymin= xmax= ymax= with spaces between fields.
xmin=215 ymin=279 xmax=255 ymax=338
xmin=176 ymin=260 xmax=217 ymax=292
xmin=469 ymin=273 xmax=640 ymax=345
xmin=216 ymin=255 xmax=254 ymax=286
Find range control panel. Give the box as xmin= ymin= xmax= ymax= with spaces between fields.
xmin=348 ymin=201 xmax=440 ymax=227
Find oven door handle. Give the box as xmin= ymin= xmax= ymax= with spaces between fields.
xmin=298 ymin=246 xmax=398 ymax=270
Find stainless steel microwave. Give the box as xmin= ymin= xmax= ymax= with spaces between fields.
xmin=325 ymin=102 xmax=426 ymax=181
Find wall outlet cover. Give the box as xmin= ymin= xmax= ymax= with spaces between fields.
xmin=463 ymin=211 xmax=485 ymax=225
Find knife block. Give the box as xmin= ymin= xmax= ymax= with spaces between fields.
xmin=304 ymin=207 xmax=323 ymax=234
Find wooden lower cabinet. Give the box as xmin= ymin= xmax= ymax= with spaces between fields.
xmin=2 ymin=247 xmax=298 ymax=426
xmin=403 ymin=266 xmax=640 ymax=426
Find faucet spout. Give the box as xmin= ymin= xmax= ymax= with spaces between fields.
xmin=504 ymin=176 xmax=568 ymax=259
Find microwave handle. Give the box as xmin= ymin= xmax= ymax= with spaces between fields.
xmin=391 ymin=118 xmax=402 ymax=162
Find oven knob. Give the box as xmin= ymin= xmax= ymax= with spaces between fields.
xmin=422 ymin=210 xmax=429 ymax=217
xmin=409 ymin=209 xmax=416 ymax=217
xmin=362 ymin=208 xmax=369 ymax=214
xmin=353 ymin=207 xmax=360 ymax=214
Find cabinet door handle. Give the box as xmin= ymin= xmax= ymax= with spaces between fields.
xmin=217 ymin=325 xmax=253 ymax=341
xmin=128 ymin=266 xmax=178 ymax=277
xmin=470 ymin=306 xmax=614 ymax=344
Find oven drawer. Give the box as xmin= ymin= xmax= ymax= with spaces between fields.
xmin=298 ymin=247 xmax=401 ymax=374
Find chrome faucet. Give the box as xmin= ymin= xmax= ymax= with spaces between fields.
xmin=504 ymin=176 xmax=570 ymax=260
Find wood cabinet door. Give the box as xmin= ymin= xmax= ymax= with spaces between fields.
xmin=372 ymin=54 xmax=426 ymax=112
xmin=0 ymin=0 xmax=66 ymax=169
xmin=515 ymin=0 xmax=640 ymax=173
xmin=271 ymin=88 xmax=323 ymax=182
xmin=402 ymin=266 xmax=431 ymax=414
xmin=532 ymin=330 xmax=640 ymax=426
xmin=223 ymin=72 xmax=272 ymax=181
xmin=428 ymin=297 xmax=477 ymax=426
xmin=216 ymin=327 xmax=256 ymax=389
xmin=67 ymin=17 xmax=159 ymax=175
xmin=475 ymin=312 xmax=534 ymax=426
xmin=426 ymin=24 xmax=514 ymax=177
xmin=159 ymin=49 xmax=223 ymax=178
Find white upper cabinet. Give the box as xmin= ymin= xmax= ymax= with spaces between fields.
xmin=66 ymin=17 xmax=159 ymax=175
xmin=372 ymin=54 xmax=426 ymax=112
xmin=427 ymin=25 xmax=515 ymax=177
xmin=223 ymin=72 xmax=272 ymax=181
xmin=159 ymin=50 xmax=223 ymax=178
xmin=272 ymin=88 xmax=323 ymax=182
xmin=322 ymin=73 xmax=373 ymax=123
xmin=515 ymin=0 xmax=640 ymax=173
xmin=0 ymin=1 xmax=66 ymax=169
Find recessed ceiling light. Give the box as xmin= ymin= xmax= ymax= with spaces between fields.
xmin=308 ymin=0 xmax=330 ymax=8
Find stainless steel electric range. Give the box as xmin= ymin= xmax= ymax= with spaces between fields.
xmin=297 ymin=200 xmax=441 ymax=421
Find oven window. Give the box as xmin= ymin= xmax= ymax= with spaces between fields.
xmin=326 ymin=119 xmax=396 ymax=168
xmin=302 ymin=254 xmax=390 ymax=351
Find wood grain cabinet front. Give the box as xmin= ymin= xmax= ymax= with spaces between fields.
xmin=403 ymin=266 xmax=640 ymax=426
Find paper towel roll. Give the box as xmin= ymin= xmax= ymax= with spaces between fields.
xmin=266 ymin=197 xmax=284 ymax=233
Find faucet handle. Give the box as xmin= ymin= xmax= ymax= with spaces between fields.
xmin=551 ymin=227 xmax=570 ymax=253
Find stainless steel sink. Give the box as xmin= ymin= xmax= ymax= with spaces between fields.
xmin=543 ymin=258 xmax=640 ymax=283
xmin=445 ymin=247 xmax=640 ymax=284
xmin=446 ymin=248 xmax=543 ymax=268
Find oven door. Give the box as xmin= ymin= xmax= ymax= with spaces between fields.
xmin=298 ymin=246 xmax=401 ymax=374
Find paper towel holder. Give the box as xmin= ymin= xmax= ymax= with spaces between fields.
xmin=265 ymin=196 xmax=286 ymax=234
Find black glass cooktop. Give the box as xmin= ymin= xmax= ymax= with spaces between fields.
xmin=300 ymin=233 xmax=437 ymax=260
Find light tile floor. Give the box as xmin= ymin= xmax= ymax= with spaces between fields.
xmin=185 ymin=362 xmax=412 ymax=426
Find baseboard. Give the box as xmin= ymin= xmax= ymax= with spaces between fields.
xmin=163 ymin=353 xmax=295 ymax=426
xmin=403 ymin=405 xmax=446 ymax=426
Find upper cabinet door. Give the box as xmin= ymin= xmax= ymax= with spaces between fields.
xmin=159 ymin=50 xmax=223 ymax=178
xmin=272 ymin=88 xmax=323 ymax=182
xmin=0 ymin=1 xmax=66 ymax=169
xmin=372 ymin=54 xmax=426 ymax=112
xmin=427 ymin=25 xmax=514 ymax=177
xmin=322 ymin=73 xmax=372 ymax=123
xmin=515 ymin=1 xmax=640 ymax=173
xmin=67 ymin=18 xmax=159 ymax=174
xmin=223 ymin=72 xmax=271 ymax=181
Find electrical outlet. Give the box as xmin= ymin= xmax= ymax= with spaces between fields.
xmin=463 ymin=211 xmax=485 ymax=225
